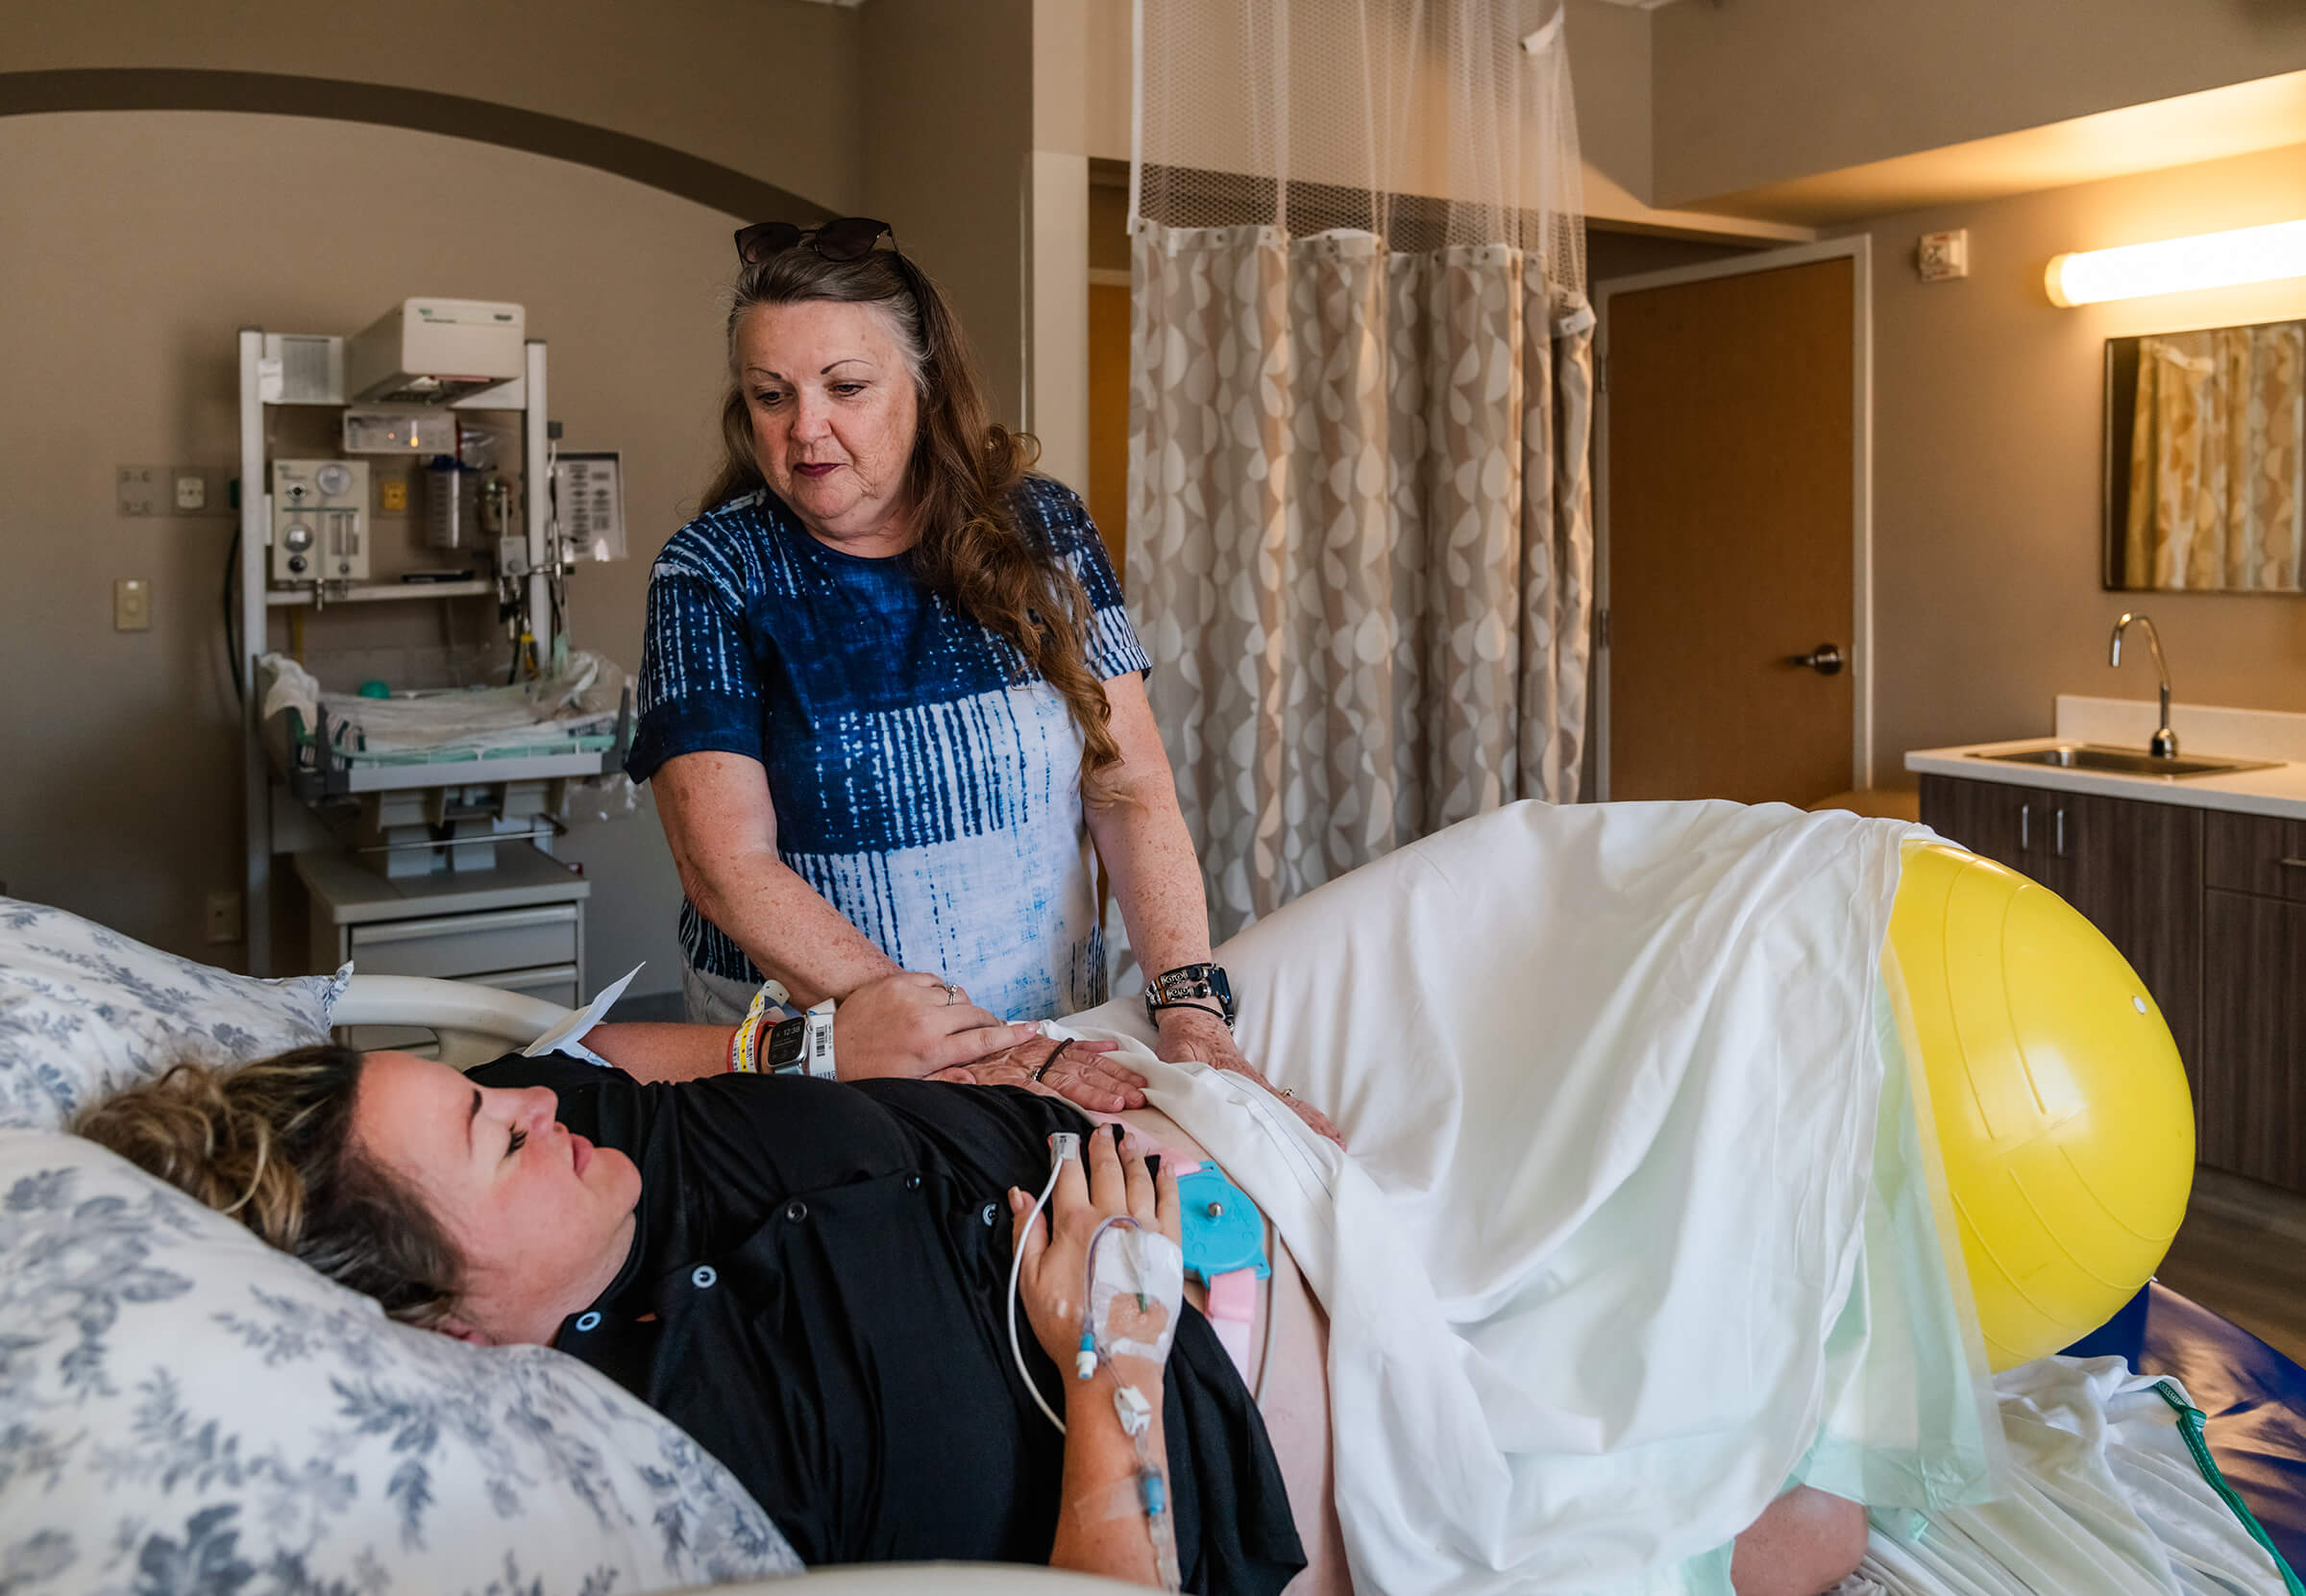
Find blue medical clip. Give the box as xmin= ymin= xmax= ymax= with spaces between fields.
xmin=1176 ymin=1166 xmax=1269 ymax=1284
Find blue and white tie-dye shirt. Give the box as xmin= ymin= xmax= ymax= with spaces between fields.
xmin=628 ymin=476 xmax=1149 ymax=1021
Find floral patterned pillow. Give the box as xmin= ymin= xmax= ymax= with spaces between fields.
xmin=0 ymin=896 xmax=347 ymax=1132
xmin=0 ymin=1129 xmax=800 ymax=1594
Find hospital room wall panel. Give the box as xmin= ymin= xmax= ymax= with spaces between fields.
xmin=0 ymin=0 xmax=864 ymax=220
xmin=1845 ymin=139 xmax=2306 ymax=789
xmin=0 ymin=109 xmax=743 ymax=998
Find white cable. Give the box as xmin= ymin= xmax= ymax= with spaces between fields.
xmin=1009 ymin=1150 xmax=1069 ymax=1436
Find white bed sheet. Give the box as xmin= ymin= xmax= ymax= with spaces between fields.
xmin=1065 ymin=799 xmax=1987 ymax=1595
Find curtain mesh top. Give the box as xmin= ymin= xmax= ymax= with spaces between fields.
xmin=1135 ymin=0 xmax=1586 ymax=300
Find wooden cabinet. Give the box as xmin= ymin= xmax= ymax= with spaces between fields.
xmin=1921 ymin=775 xmax=2306 ymax=1191
xmin=1918 ymin=774 xmax=2202 ymax=1068
xmin=2199 ymin=809 xmax=2306 ymax=1190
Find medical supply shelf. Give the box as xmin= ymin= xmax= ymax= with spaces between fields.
xmin=237 ymin=328 xmax=566 ymax=975
xmin=264 ymin=578 xmax=497 ymax=606
xmin=299 ymin=845 xmax=590 ymax=1049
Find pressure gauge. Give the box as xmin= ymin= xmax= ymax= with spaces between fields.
xmin=282 ymin=524 xmax=314 ymax=553
xmin=315 ymin=462 xmax=355 ymax=498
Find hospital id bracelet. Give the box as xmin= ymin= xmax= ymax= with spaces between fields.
xmin=765 ymin=998 xmax=838 ymax=1080
xmin=727 ymin=981 xmax=780 ymax=1073
xmin=1144 ymin=963 xmax=1236 ymax=1030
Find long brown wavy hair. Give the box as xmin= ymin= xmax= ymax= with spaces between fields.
xmin=75 ymin=1048 xmax=465 ymax=1328
xmin=702 ymin=246 xmax=1124 ymax=800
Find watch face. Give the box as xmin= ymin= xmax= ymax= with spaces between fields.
xmin=765 ymin=1015 xmax=810 ymax=1070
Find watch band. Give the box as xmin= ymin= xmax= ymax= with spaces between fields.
xmin=1144 ymin=963 xmax=1236 ymax=1029
xmin=767 ymin=998 xmax=839 ymax=1080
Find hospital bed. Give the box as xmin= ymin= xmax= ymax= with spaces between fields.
xmin=10 ymin=803 xmax=2303 ymax=1596
xmin=337 ymin=970 xmax=2306 ymax=1587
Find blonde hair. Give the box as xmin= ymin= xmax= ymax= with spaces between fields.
xmin=702 ymin=246 xmax=1125 ymax=802
xmin=74 ymin=1049 xmax=465 ymax=1328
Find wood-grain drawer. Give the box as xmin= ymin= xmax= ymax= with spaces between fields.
xmin=2204 ymin=810 xmax=2306 ymax=901
xmin=348 ymin=904 xmax=580 ymax=980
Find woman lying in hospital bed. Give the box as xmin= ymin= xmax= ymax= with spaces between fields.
xmin=76 ymin=1010 xmax=1864 ymax=1594
xmin=66 ymin=799 xmax=2270 ymax=1596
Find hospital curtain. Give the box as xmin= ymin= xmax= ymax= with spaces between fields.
xmin=1127 ymin=0 xmax=1592 ymax=940
xmin=2126 ymin=321 xmax=2306 ymax=592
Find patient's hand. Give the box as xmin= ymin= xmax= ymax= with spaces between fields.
xmin=927 ymin=1036 xmax=1148 ymax=1115
xmin=1153 ymin=1007 xmax=1347 ymax=1147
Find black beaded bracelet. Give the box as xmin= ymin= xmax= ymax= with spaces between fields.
xmin=1147 ymin=999 xmax=1228 ymax=1025
xmin=1032 ymin=1039 xmax=1074 ymax=1083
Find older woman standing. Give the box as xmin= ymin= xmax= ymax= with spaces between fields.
xmin=629 ymin=219 xmax=1337 ymax=1142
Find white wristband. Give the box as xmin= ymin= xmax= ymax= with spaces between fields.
xmin=803 ymin=997 xmax=838 ymax=1081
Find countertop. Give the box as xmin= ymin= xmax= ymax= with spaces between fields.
xmin=1905 ymin=696 xmax=2306 ymax=823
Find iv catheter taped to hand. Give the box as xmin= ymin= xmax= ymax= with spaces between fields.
xmin=1085 ymin=1221 xmax=1186 ymax=1368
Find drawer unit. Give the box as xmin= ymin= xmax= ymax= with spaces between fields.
xmin=2205 ymin=810 xmax=2306 ymax=901
xmin=461 ymin=962 xmax=581 ymax=1010
xmin=347 ymin=903 xmax=579 ymax=980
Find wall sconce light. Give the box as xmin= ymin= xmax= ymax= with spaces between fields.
xmin=2046 ymin=218 xmax=2306 ymax=307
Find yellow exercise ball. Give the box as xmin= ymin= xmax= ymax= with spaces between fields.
xmin=1887 ymin=842 xmax=2196 ymax=1371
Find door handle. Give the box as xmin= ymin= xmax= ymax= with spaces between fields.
xmin=1787 ymin=643 xmax=1844 ymax=676
xmin=2020 ymin=802 xmax=2030 ymax=851
xmin=2055 ymin=807 xmax=2068 ymax=859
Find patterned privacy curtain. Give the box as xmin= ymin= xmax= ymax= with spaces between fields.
xmin=2126 ymin=321 xmax=2306 ymax=591
xmin=1128 ymin=0 xmax=1592 ymax=939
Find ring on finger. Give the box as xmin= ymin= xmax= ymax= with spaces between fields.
xmin=942 ymin=982 xmax=960 ymax=1006
xmin=1279 ymin=1087 xmax=1295 ymax=1099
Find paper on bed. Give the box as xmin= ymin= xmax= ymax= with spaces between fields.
xmin=521 ymin=963 xmax=643 ymax=1067
xmin=1064 ymin=799 xmax=1996 ymax=1596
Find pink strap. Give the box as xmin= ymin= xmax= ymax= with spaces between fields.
xmin=1205 ymin=1267 xmax=1260 ymax=1382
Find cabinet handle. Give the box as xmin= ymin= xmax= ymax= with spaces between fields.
xmin=2020 ymin=803 xmax=2030 ymax=850
xmin=2280 ymin=857 xmax=2306 ymax=871
xmin=2055 ymin=807 xmax=2068 ymax=860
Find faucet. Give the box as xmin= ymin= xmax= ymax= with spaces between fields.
xmin=2109 ymin=612 xmax=2178 ymax=759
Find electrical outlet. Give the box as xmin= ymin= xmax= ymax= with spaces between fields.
xmin=120 ymin=465 xmax=228 ymax=516
xmin=113 ymin=577 xmax=151 ymax=631
xmin=204 ymin=890 xmax=243 ymax=944
xmin=117 ymin=465 xmax=160 ymax=516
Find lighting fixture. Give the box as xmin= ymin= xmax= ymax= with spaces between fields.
xmin=2046 ymin=218 xmax=2306 ymax=307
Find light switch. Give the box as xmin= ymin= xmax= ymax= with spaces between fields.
xmin=113 ymin=577 xmax=151 ymax=631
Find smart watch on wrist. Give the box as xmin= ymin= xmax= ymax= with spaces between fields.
xmin=765 ymin=997 xmax=839 ymax=1080
xmin=1145 ymin=963 xmax=1236 ymax=1030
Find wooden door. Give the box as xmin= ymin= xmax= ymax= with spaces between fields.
xmin=1604 ymin=254 xmax=1855 ymax=803
xmin=1087 ymin=282 xmax=1132 ymax=577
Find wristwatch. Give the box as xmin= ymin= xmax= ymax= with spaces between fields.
xmin=765 ymin=997 xmax=839 ymax=1080
xmin=1145 ymin=963 xmax=1236 ymax=1030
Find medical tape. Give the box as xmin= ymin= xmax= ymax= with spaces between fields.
xmin=1067 ymin=1476 xmax=1151 ymax=1525
xmin=1086 ymin=1222 xmax=1184 ymax=1365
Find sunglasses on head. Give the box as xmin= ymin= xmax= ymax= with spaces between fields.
xmin=734 ymin=216 xmax=897 ymax=266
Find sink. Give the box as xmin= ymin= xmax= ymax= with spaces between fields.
xmin=1971 ymin=744 xmax=2281 ymax=778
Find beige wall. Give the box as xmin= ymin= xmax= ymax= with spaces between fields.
xmin=0 ymin=110 xmax=741 ymax=993
xmin=4 ymin=0 xmax=862 ymax=213
xmin=860 ymin=0 xmax=1036 ymax=430
xmin=1653 ymin=0 xmax=2306 ymax=209
xmin=1855 ymin=141 xmax=2306 ymax=786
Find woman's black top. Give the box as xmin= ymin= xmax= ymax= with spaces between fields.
xmin=469 ymin=1056 xmax=1304 ymax=1591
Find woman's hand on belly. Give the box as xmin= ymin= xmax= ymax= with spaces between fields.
xmin=1152 ymin=1007 xmax=1347 ymax=1147
xmin=926 ymin=1034 xmax=1148 ymax=1115
xmin=836 ymin=971 xmax=1039 ymax=1081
